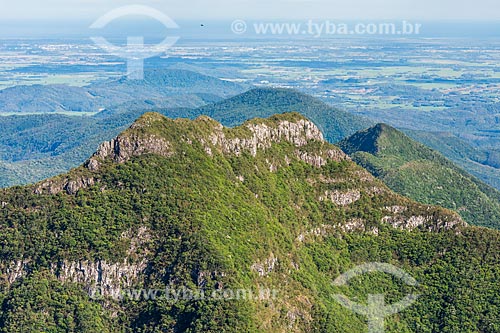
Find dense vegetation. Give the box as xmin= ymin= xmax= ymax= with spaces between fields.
xmin=404 ymin=129 xmax=500 ymax=190
xmin=0 ymin=113 xmax=498 ymax=332
xmin=340 ymin=123 xmax=500 ymax=229
xmin=2 ymin=69 xmax=500 ymax=197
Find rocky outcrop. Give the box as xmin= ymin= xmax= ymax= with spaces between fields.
xmin=52 ymin=259 xmax=146 ymax=297
xmin=86 ymin=134 xmax=173 ymax=171
xmin=296 ymin=224 xmax=335 ymax=242
xmin=5 ymin=259 xmax=30 ymax=284
xmin=384 ymin=205 xmax=408 ymax=214
xmin=319 ymin=190 xmax=362 ymax=206
xmin=2 ymin=258 xmax=146 ymax=297
xmin=208 ymin=119 xmax=326 ymax=157
xmin=34 ymin=175 xmax=96 ymax=195
xmin=341 ymin=218 xmax=367 ymax=232
xmin=3 ymin=227 xmax=152 ymax=297
xmin=251 ymin=253 xmax=279 ymax=277
xmin=381 ymin=214 xmax=465 ymax=231
xmin=295 ymin=148 xmax=348 ymax=167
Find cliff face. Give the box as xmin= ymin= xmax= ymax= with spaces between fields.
xmin=4 ymin=227 xmax=152 ymax=297
xmin=207 ymin=118 xmax=324 ymax=156
xmin=88 ymin=114 xmax=331 ymax=166
xmin=88 ymin=134 xmax=173 ymax=168
xmin=0 ymin=112 xmax=476 ymax=332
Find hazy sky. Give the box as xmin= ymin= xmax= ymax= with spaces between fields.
xmin=2 ymin=0 xmax=500 ymax=21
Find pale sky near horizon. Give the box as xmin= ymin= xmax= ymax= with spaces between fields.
xmin=1 ymin=0 xmax=500 ymax=21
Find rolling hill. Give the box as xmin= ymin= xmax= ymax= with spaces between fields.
xmin=0 ymin=69 xmax=247 ymax=114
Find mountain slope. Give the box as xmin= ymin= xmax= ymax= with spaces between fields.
xmin=340 ymin=123 xmax=500 ymax=229
xmin=404 ymin=129 xmax=500 ymax=190
xmin=0 ymin=113 xmax=499 ymax=332
xmin=0 ymin=69 xmax=249 ymax=187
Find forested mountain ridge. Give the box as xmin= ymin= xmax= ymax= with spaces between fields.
xmin=0 ymin=88 xmax=372 ymax=188
xmin=198 ymin=87 xmax=374 ymax=143
xmin=2 ymin=79 xmax=500 ymax=198
xmin=0 ymin=112 xmax=498 ymax=332
xmin=340 ymin=123 xmax=500 ymax=229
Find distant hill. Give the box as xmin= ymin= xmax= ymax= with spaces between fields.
xmin=0 ymin=69 xmax=248 ymax=114
xmin=340 ymin=123 xmax=500 ymax=229
xmin=0 ymin=84 xmax=99 ymax=113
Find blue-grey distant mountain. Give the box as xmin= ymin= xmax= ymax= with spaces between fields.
xmin=0 ymin=69 xmax=248 ymax=114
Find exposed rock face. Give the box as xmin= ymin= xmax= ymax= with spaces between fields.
xmin=294 ymin=211 xmax=463 ymax=243
xmin=5 ymin=259 xmax=30 ymax=284
xmin=251 ymin=253 xmax=279 ymax=277
xmin=3 ymin=227 xmax=152 ymax=296
xmin=319 ymin=190 xmax=362 ymax=206
xmin=208 ymin=119 xmax=326 ymax=157
xmin=296 ymin=225 xmax=335 ymax=243
xmin=52 ymin=259 xmax=146 ymax=297
xmin=65 ymin=177 xmax=96 ymax=195
xmin=34 ymin=175 xmax=96 ymax=195
xmin=3 ymin=258 xmax=146 ymax=297
xmin=341 ymin=218 xmax=367 ymax=232
xmin=384 ymin=206 xmax=408 ymax=214
xmin=87 ymin=134 xmax=173 ymax=171
xmin=295 ymin=149 xmax=348 ymax=167
xmin=381 ymin=214 xmax=465 ymax=231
